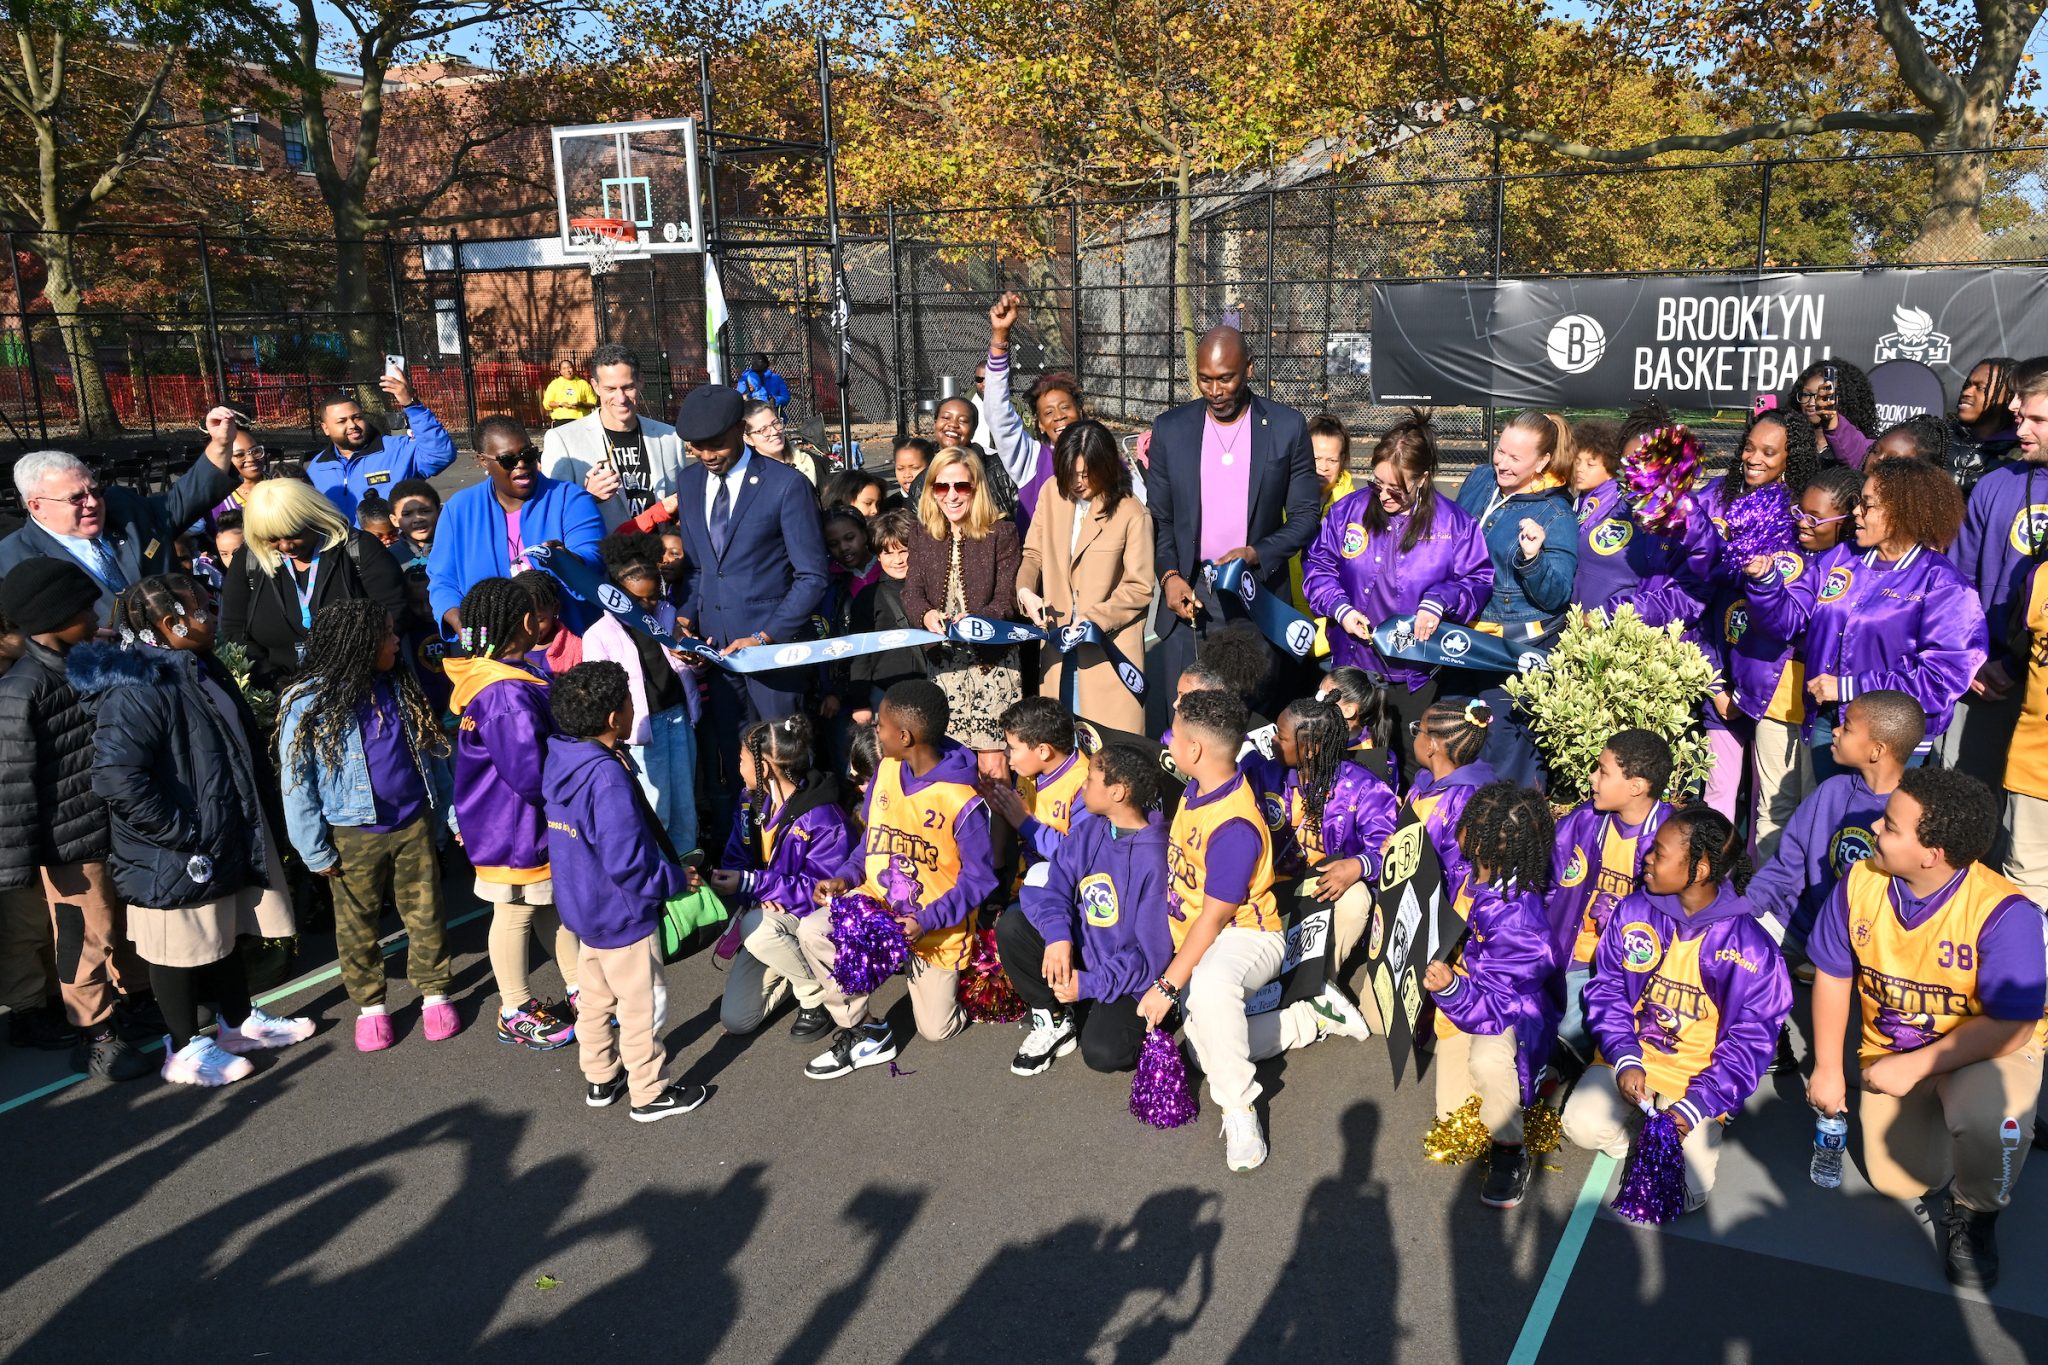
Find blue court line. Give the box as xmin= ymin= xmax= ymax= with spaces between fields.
xmin=0 ymin=905 xmax=491 ymax=1119
xmin=1506 ymin=1152 xmax=1619 ymax=1365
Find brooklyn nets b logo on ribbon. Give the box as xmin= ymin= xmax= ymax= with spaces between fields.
xmin=1204 ymin=557 xmax=1316 ymax=660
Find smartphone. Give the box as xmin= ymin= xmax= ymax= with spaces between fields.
xmin=384 ymin=354 xmax=406 ymax=377
xmin=681 ymin=850 xmax=706 ymax=871
xmin=1752 ymin=392 xmax=1778 ymax=415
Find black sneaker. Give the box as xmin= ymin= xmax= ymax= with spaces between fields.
xmin=805 ymin=1022 xmax=897 ymax=1080
xmin=1944 ymin=1200 xmax=2000 ymax=1290
xmin=82 ymin=1030 xmax=153 ymax=1083
xmin=630 ymin=1083 xmax=709 ymax=1122
xmin=1481 ymin=1141 xmax=1532 ymax=1209
xmin=1010 ymin=1007 xmax=1078 ymax=1076
xmin=112 ymin=994 xmax=167 ymax=1044
xmin=586 ymin=1073 xmax=628 ymax=1108
xmin=788 ymin=1005 xmax=834 ymax=1043
xmin=8 ymin=1005 xmax=80 ymax=1051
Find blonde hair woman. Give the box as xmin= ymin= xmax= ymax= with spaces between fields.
xmin=221 ymin=478 xmax=410 ymax=688
xmin=1452 ymin=408 xmax=1579 ymax=633
xmin=901 ymin=446 xmax=1022 ymax=775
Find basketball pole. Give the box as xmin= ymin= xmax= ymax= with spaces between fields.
xmin=817 ymin=35 xmax=853 ymax=469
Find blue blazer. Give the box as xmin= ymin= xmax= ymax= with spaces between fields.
xmin=1143 ymin=392 xmax=1321 ymax=642
xmin=673 ymin=453 xmax=829 ymax=647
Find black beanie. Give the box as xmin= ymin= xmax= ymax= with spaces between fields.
xmin=0 ymin=557 xmax=104 ymax=635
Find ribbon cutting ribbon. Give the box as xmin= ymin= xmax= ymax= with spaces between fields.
xmin=1201 ymin=558 xmax=1317 ymax=660
xmin=945 ymin=616 xmax=1147 ymax=703
xmin=1371 ymin=614 xmax=1563 ymax=674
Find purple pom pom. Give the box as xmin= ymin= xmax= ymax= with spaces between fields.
xmin=1610 ymin=1111 xmax=1690 ymax=1225
xmin=1723 ymin=482 xmax=1798 ymax=566
xmin=1129 ymin=1029 xmax=1200 ymax=1129
xmin=1621 ymin=425 xmax=1705 ymax=535
xmin=826 ymin=892 xmax=909 ymax=997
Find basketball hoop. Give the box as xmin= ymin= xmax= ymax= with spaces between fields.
xmin=568 ymin=216 xmax=636 ymax=277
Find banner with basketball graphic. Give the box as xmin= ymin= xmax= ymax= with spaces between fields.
xmin=1353 ymin=808 xmax=1458 ymax=1084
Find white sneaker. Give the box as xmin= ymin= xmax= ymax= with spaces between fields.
xmin=1307 ymin=984 xmax=1372 ymax=1041
xmin=1010 ymin=1007 xmax=1079 ymax=1076
xmin=1221 ymin=1109 xmax=1267 ymax=1172
xmin=215 ymin=1008 xmax=317 ymax=1055
xmin=160 ymin=1036 xmax=253 ymax=1087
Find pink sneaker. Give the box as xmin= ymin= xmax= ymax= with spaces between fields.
xmin=355 ymin=1012 xmax=396 ymax=1052
xmin=421 ymin=1000 xmax=461 ymax=1042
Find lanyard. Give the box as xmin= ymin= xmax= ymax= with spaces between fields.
xmin=291 ymin=557 xmax=320 ymax=630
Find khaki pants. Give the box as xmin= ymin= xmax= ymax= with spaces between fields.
xmin=487 ymin=901 xmax=579 ymax=1006
xmin=1751 ymin=716 xmax=1813 ymax=864
xmin=575 ymin=934 xmax=669 ymax=1107
xmin=1326 ymin=880 xmax=1375 ymax=1000
xmin=44 ymin=861 xmax=145 ymax=1030
xmin=720 ymin=904 xmax=826 ymax=1034
xmin=1563 ymin=1065 xmax=1725 ymax=1202
xmin=2001 ymin=793 xmax=2048 ymax=906
xmin=795 ymin=909 xmax=965 ymax=1042
xmin=1435 ymin=1025 xmax=1524 ymax=1143
xmin=0 ymin=883 xmax=53 ymax=1012
xmin=1183 ymin=926 xmax=1285 ymax=1112
xmin=1855 ymin=1039 xmax=2043 ymax=1212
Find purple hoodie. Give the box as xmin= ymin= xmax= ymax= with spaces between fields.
xmin=446 ymin=656 xmax=552 ymax=881
xmin=1302 ymin=489 xmax=1492 ymax=690
xmin=1019 ymin=810 xmax=1174 ymax=1003
xmin=1744 ymin=771 xmax=1889 ymax=943
xmin=1242 ymin=752 xmax=1399 ymax=881
xmin=1571 ymin=479 xmax=1689 ymax=615
xmin=1546 ymin=801 xmax=1675 ymax=967
xmin=1801 ymin=542 xmax=1988 ymax=738
xmin=1951 ymin=458 xmax=2048 ymax=653
xmin=1432 ymin=876 xmax=1562 ymax=1106
xmin=542 ymin=736 xmax=687 ymax=949
xmin=1584 ymin=885 xmax=1793 ymax=1133
xmin=717 ymin=772 xmax=858 ymax=917
xmin=1407 ymin=760 xmax=1496 ymax=896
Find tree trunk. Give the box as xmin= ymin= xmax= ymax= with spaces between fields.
xmin=328 ymin=232 xmax=391 ymax=412
xmin=1908 ymin=97 xmax=2001 ymax=263
xmin=1173 ymin=155 xmax=1199 ymax=399
xmin=37 ymin=238 xmax=121 ymax=438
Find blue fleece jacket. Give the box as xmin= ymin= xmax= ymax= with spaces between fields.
xmin=1454 ymin=467 xmax=1579 ymax=627
xmin=543 ymin=735 xmax=687 ymax=949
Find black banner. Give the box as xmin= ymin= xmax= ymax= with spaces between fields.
xmin=1355 ymin=808 xmax=1459 ymax=1085
xmin=1370 ymin=269 xmax=2048 ymax=409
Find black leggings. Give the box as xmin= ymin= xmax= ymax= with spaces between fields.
xmin=151 ymin=952 xmax=253 ymax=1050
xmin=996 ymin=908 xmax=1148 ymax=1073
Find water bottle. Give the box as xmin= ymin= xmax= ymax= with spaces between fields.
xmin=1810 ymin=1113 xmax=1848 ymax=1188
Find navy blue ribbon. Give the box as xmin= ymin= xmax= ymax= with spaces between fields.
xmin=1203 ymin=557 xmax=1317 ymax=659
xmin=1371 ymin=613 xmax=1562 ymax=674
xmin=946 ymin=615 xmax=1147 ymax=703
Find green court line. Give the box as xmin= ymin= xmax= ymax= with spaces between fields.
xmin=1505 ymin=1152 xmax=1619 ymax=1365
xmin=0 ymin=905 xmax=490 ymax=1118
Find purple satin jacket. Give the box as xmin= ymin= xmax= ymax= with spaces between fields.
xmin=1242 ymin=753 xmax=1399 ymax=881
xmin=717 ymin=778 xmax=859 ymax=918
xmin=1433 ymin=875 xmax=1563 ymax=1106
xmin=1800 ymin=542 xmax=1989 ymax=738
xmin=1406 ymin=760 xmax=1496 ymax=898
xmin=1302 ymin=490 xmax=1493 ymax=689
xmin=1571 ymin=479 xmax=1689 ymax=614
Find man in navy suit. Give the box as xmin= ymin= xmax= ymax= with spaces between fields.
xmin=671 ymin=384 xmax=829 ymax=823
xmin=1144 ymin=325 xmax=1322 ymax=731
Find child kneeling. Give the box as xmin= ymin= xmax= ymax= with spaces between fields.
xmin=1563 ymin=807 xmax=1792 ymax=1213
xmin=544 ymin=662 xmax=706 ymax=1121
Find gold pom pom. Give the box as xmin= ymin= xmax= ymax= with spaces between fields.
xmin=1423 ymin=1096 xmax=1491 ymax=1165
xmin=1522 ymin=1102 xmax=1563 ymax=1156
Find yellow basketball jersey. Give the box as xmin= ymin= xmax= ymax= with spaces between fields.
xmin=2009 ymin=562 xmax=2048 ymax=801
xmin=1022 ymin=752 xmax=1088 ymax=838
xmin=861 ymin=758 xmax=978 ymax=969
xmin=1571 ymin=817 xmax=1653 ymax=964
xmin=1622 ymin=928 xmax=1722 ymax=1099
xmin=1166 ymin=775 xmax=1279 ymax=949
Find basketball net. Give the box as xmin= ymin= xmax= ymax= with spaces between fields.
xmin=569 ymin=217 xmax=634 ymax=278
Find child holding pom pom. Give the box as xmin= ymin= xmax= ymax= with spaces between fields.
xmin=801 ymin=679 xmax=995 ymax=1079
xmin=1423 ymin=781 xmax=1562 ymax=1209
xmin=1563 ymin=806 xmax=1792 ymax=1214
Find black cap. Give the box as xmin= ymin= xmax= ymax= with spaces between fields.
xmin=0 ymin=556 xmax=103 ymax=635
xmin=675 ymin=384 xmax=745 ymax=443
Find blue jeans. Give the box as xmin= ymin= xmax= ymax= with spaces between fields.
xmin=1555 ymin=964 xmax=1592 ymax=1068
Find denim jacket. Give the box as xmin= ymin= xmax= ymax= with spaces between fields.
xmin=275 ymin=680 xmax=447 ymax=873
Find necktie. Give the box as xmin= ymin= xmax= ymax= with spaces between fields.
xmin=92 ymin=539 xmax=127 ymax=590
xmin=709 ymin=476 xmax=732 ymax=558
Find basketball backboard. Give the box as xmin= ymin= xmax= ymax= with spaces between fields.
xmin=550 ymin=117 xmax=704 ymax=261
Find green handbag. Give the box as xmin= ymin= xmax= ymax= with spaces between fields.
xmin=661 ymin=881 xmax=730 ymax=962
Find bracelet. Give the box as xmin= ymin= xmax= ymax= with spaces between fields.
xmin=1152 ymin=976 xmax=1183 ymax=1005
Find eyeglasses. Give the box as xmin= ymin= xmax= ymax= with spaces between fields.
xmin=746 ymin=420 xmax=784 ymax=437
xmin=1791 ymin=509 xmax=1850 ymax=529
xmin=1407 ymin=720 xmax=1423 ymax=738
xmin=1796 ymin=386 xmax=1833 ymax=405
xmin=932 ymin=479 xmax=976 ymax=495
xmin=237 ymin=445 xmax=269 ymax=461
xmin=31 ymin=486 xmax=102 ymax=508
xmin=493 ymin=448 xmax=541 ymax=470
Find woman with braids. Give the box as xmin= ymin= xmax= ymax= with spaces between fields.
xmin=1245 ymin=698 xmax=1397 ymax=1005
xmin=442 ymin=577 xmax=580 ymax=1051
xmin=1305 ymin=411 xmax=1491 ymax=733
xmin=1801 ymin=456 xmax=1986 ymax=780
xmin=71 ymin=574 xmax=314 ymax=1087
xmin=276 ymin=600 xmax=458 ymax=1052
xmin=1789 ymin=357 xmax=1880 ymax=468
xmin=1314 ymin=665 xmax=1401 ymax=788
xmin=1564 ymin=806 xmax=1792 ymax=1216
xmin=1404 ymin=697 xmax=1499 ymax=897
xmin=712 ymin=713 xmax=856 ymax=1041
xmin=580 ymin=532 xmax=698 ymax=858
xmin=1422 ymin=781 xmax=1561 ymax=1210
xmin=1945 ymin=355 xmax=2020 ymax=492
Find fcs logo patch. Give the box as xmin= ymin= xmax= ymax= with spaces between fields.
xmin=1829 ymin=826 xmax=1876 ymax=876
xmin=1341 ymin=523 xmax=1368 ymax=559
xmin=1724 ymin=600 xmax=1750 ymax=646
xmin=1819 ymin=565 xmax=1854 ymax=604
xmin=1260 ymin=792 xmax=1288 ymax=832
xmin=1773 ymin=551 xmax=1804 ymax=583
xmin=1620 ymin=921 xmax=1663 ymax=973
xmin=2009 ymin=504 xmax=2048 ymax=555
xmin=1560 ymin=847 xmax=1588 ymax=888
xmin=1080 ymin=873 xmax=1119 ymax=927
xmin=1589 ymin=519 xmax=1633 ymax=556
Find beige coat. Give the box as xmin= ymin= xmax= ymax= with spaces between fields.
xmin=1017 ymin=483 xmax=1153 ymax=733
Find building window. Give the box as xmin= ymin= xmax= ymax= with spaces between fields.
xmin=206 ymin=106 xmax=263 ymax=170
xmin=144 ymin=97 xmax=173 ymax=159
xmin=282 ymin=115 xmax=311 ymax=172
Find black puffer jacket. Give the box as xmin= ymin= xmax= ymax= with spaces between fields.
xmin=0 ymin=638 xmax=108 ymax=886
xmin=69 ymin=642 xmax=269 ymax=910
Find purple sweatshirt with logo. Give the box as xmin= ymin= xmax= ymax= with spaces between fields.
xmin=1241 ymin=752 xmax=1399 ymax=881
xmin=1545 ymin=801 xmax=1674 ymax=967
xmin=1801 ymin=542 xmax=1988 ymax=738
xmin=1745 ymin=772 xmax=1890 ymax=944
xmin=1951 ymin=458 xmax=2048 ymax=652
xmin=1302 ymin=489 xmax=1493 ymax=689
xmin=1584 ymin=885 xmax=1792 ymax=1133
xmin=717 ymin=773 xmax=858 ymax=917
xmin=1432 ymin=876 xmax=1563 ymax=1106
xmin=1571 ymin=480 xmax=1690 ymax=615
xmin=1407 ymin=760 xmax=1496 ymax=896
xmin=1019 ymin=810 xmax=1174 ymax=1004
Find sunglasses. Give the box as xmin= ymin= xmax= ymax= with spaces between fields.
xmin=1792 ymin=509 xmax=1850 ymax=528
xmin=1365 ymin=475 xmax=1417 ymax=500
xmin=932 ymin=479 xmax=976 ymax=495
xmin=493 ymin=447 xmax=541 ymax=470
xmin=1408 ymin=720 xmax=1423 ymax=738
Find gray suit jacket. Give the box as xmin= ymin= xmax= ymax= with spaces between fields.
xmin=540 ymin=411 xmax=687 ymax=532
